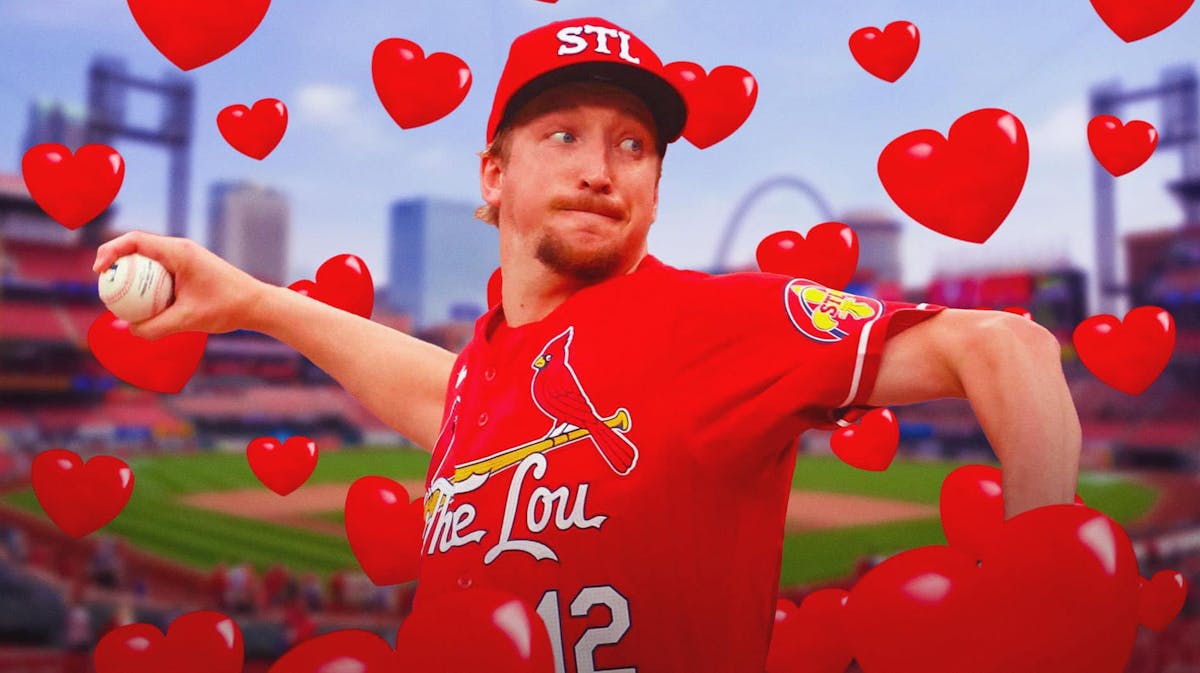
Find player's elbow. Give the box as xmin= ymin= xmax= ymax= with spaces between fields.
xmin=958 ymin=311 xmax=1064 ymax=384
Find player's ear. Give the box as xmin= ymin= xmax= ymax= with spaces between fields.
xmin=480 ymin=152 xmax=503 ymax=209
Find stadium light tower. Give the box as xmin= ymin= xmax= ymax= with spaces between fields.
xmin=712 ymin=175 xmax=835 ymax=272
xmin=1090 ymin=65 xmax=1199 ymax=316
xmin=85 ymin=56 xmax=195 ymax=239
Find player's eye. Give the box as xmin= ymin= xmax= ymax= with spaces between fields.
xmin=550 ymin=131 xmax=576 ymax=144
xmin=619 ymin=137 xmax=643 ymax=153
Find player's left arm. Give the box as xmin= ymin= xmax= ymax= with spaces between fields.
xmin=866 ymin=308 xmax=1081 ymax=519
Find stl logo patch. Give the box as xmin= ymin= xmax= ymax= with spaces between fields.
xmin=785 ymin=280 xmax=883 ymax=343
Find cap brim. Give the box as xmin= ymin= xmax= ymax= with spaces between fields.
xmin=498 ymin=62 xmax=687 ymax=146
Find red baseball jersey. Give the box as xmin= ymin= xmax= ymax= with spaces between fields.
xmin=418 ymin=255 xmax=943 ymax=673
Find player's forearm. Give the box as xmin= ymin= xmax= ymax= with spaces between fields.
xmin=245 ymin=284 xmax=456 ymax=450
xmin=955 ymin=319 xmax=1081 ymax=519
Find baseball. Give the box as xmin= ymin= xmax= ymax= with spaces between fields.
xmin=98 ymin=253 xmax=175 ymax=323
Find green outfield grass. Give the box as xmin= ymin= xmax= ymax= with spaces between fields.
xmin=2 ymin=448 xmax=1157 ymax=587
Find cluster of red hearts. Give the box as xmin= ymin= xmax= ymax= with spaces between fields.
xmin=83 ymin=465 xmax=1191 ymax=673
xmin=766 ymin=464 xmax=1191 ymax=673
xmin=24 ymin=2 xmax=1186 ymax=228
xmin=30 ymin=436 xmax=1193 ymax=672
xmin=16 ymin=1 xmax=1197 ymax=671
xmin=91 ymin=591 xmax=557 ymax=673
xmin=21 ymin=2 xmax=1184 ymax=401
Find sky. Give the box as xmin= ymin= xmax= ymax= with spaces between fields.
xmin=0 ymin=0 xmax=1197 ymax=295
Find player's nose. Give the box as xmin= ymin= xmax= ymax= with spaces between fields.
xmin=576 ymin=143 xmax=613 ymax=195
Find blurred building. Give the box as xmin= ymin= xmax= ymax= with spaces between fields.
xmin=924 ymin=267 xmax=1088 ymax=337
xmin=841 ymin=209 xmax=901 ymax=284
xmin=841 ymin=209 xmax=903 ymax=300
xmin=387 ymin=197 xmax=497 ymax=328
xmin=20 ymin=99 xmax=89 ymax=159
xmin=207 ymin=181 xmax=289 ymax=286
xmin=0 ymin=174 xmax=83 ymax=247
xmin=1126 ymin=223 xmax=1200 ymax=379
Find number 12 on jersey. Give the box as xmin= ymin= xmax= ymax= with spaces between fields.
xmin=536 ymin=585 xmax=636 ymax=673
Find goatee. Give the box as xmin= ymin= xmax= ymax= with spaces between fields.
xmin=536 ymin=233 xmax=624 ymax=283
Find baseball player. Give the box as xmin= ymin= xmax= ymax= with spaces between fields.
xmin=94 ymin=16 xmax=1081 ymax=673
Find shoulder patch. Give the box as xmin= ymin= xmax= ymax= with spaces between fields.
xmin=784 ymin=279 xmax=884 ymax=343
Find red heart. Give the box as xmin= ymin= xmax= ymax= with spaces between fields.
xmin=126 ymin=0 xmax=271 ymax=70
xmin=849 ymin=21 xmax=920 ymax=82
xmin=940 ymin=464 xmax=1086 ymax=561
xmin=32 ymin=449 xmax=133 ymax=538
xmin=87 ymin=310 xmax=207 ymax=393
xmin=288 ymin=254 xmax=375 ymax=319
xmin=1073 ymin=305 xmax=1175 ymax=395
xmin=767 ymin=590 xmax=852 ymax=673
xmin=217 ymin=98 xmax=288 ymax=160
xmin=372 ymin=38 xmax=472 ymax=129
xmin=830 ymin=408 xmax=898 ymax=471
xmin=846 ymin=505 xmax=1140 ymax=673
xmin=973 ymin=505 xmax=1140 ymax=673
xmin=1089 ymin=0 xmax=1195 ymax=42
xmin=397 ymin=589 xmax=554 ymax=673
xmin=755 ymin=222 xmax=859 ymax=290
xmin=663 ymin=62 xmax=758 ymax=149
xmin=270 ymin=629 xmax=402 ymax=673
xmin=1138 ymin=570 xmax=1188 ymax=632
xmin=845 ymin=545 xmax=981 ymax=673
xmin=345 ymin=476 xmax=424 ymax=585
xmin=939 ymin=464 xmax=1005 ymax=560
xmin=878 ymin=108 xmax=1029 ymax=243
xmin=93 ymin=623 xmax=161 ymax=672
xmin=21 ymin=144 xmax=124 ymax=230
xmin=94 ymin=610 xmax=244 ymax=673
xmin=246 ymin=436 xmax=318 ymax=496
xmin=1088 ymin=115 xmax=1158 ymax=177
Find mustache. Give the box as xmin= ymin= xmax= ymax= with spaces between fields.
xmin=550 ymin=196 xmax=626 ymax=220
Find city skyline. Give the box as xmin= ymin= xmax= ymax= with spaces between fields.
xmin=1 ymin=1 xmax=1198 ymax=296
xmin=388 ymin=196 xmax=498 ymax=327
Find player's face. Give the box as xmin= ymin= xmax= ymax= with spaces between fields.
xmin=481 ymin=83 xmax=662 ymax=283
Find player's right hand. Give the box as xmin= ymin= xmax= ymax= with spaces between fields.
xmin=93 ymin=230 xmax=271 ymax=340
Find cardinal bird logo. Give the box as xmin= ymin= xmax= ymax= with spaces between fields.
xmin=530 ymin=327 xmax=639 ymax=476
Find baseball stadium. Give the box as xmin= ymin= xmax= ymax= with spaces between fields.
xmin=3 ymin=3 xmax=1200 ymax=673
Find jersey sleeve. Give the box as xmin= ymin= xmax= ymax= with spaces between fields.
xmin=669 ymin=272 xmax=944 ymax=462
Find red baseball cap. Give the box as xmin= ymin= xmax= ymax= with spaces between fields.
xmin=486 ymin=17 xmax=687 ymax=147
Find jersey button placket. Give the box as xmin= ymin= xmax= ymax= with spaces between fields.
xmin=484 ymin=367 xmax=496 ymax=382
xmin=477 ymin=412 xmax=488 ymax=426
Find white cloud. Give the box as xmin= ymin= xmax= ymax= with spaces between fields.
xmin=1 ymin=0 xmax=128 ymax=30
xmin=413 ymin=146 xmax=452 ymax=174
xmin=295 ymin=84 xmax=359 ymax=126
xmin=1026 ymin=99 xmax=1089 ymax=158
xmin=293 ymin=83 xmax=391 ymax=153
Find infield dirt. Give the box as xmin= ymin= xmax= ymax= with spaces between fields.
xmin=181 ymin=482 xmax=939 ymax=536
